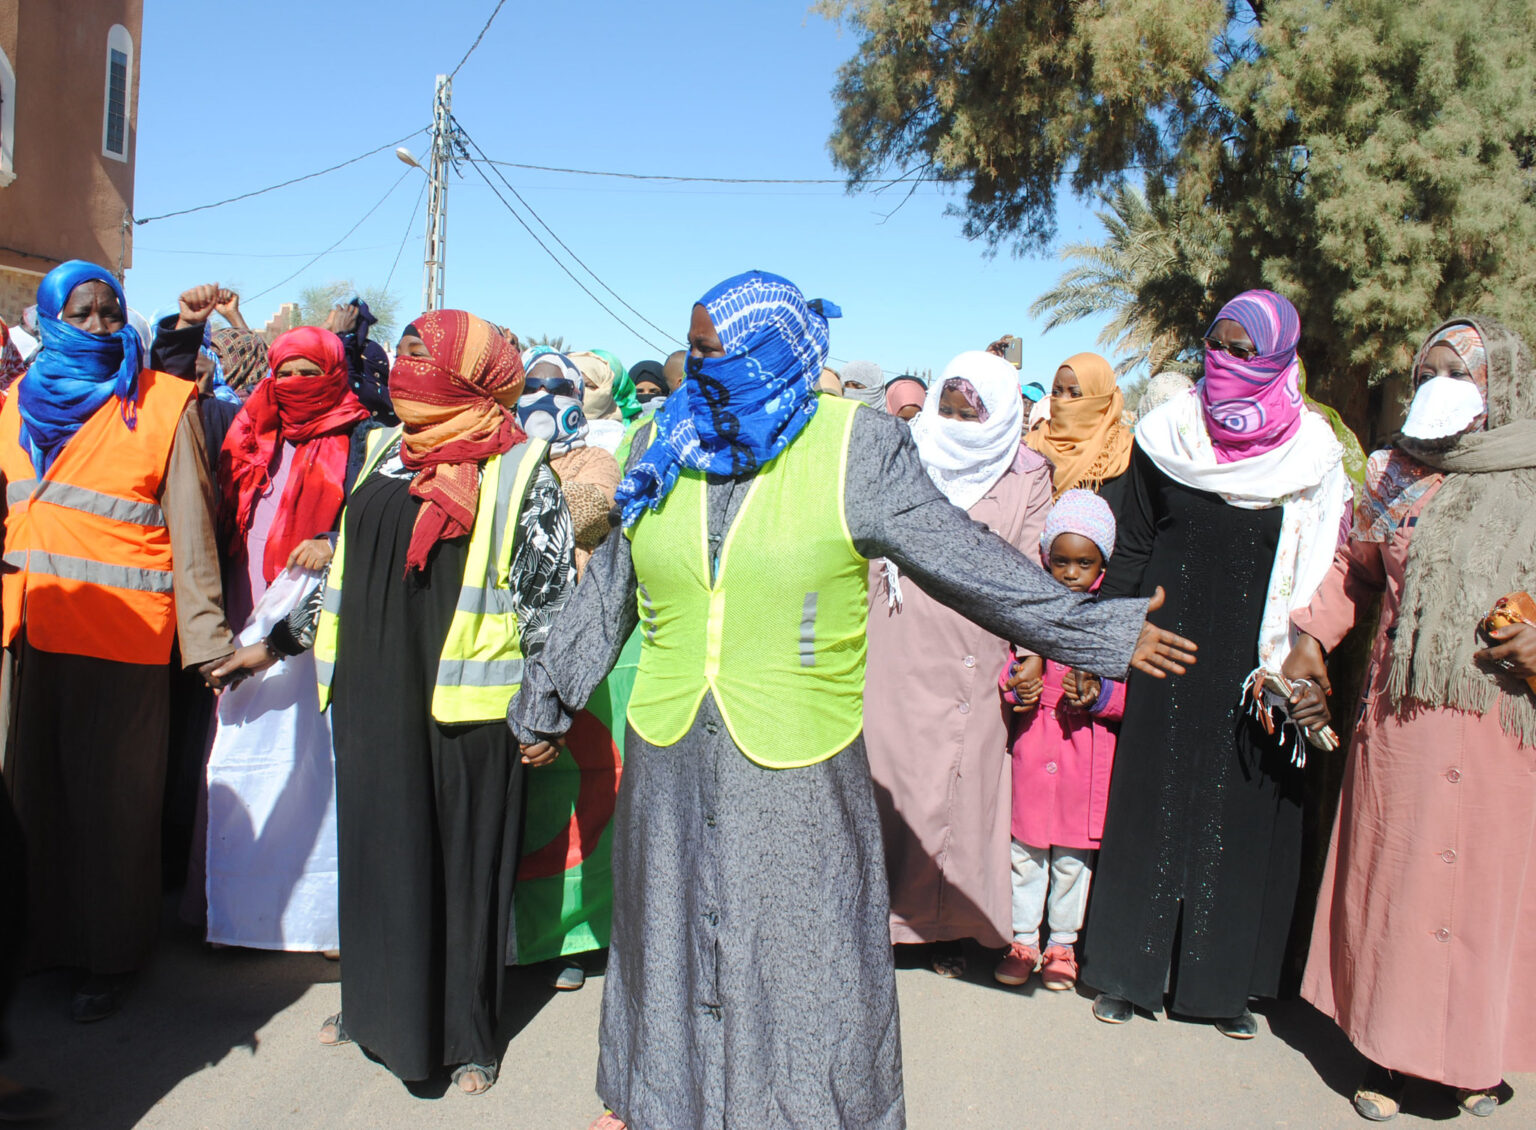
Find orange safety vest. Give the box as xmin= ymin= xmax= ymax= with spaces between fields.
xmin=0 ymin=370 xmax=195 ymax=664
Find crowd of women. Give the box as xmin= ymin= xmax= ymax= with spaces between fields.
xmin=0 ymin=256 xmax=1532 ymax=1128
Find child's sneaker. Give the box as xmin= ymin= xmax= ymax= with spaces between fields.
xmin=993 ymin=941 xmax=1041 ymax=986
xmin=1040 ymin=944 xmax=1078 ymax=991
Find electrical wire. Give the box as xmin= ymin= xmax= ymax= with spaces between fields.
xmin=449 ymin=0 xmax=510 ymax=79
xmin=245 ymin=169 xmax=413 ymax=303
xmin=455 ymin=116 xmax=682 ymax=348
xmin=134 ymin=242 xmax=396 ymax=259
xmin=454 ymin=133 xmax=672 ymax=354
xmin=132 ymin=128 xmax=427 ymax=226
xmin=385 ymin=176 xmax=430 ymax=293
xmin=478 ymin=158 xmax=847 ymax=185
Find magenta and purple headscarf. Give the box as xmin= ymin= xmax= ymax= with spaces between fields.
xmin=1200 ymin=289 xmax=1305 ymax=463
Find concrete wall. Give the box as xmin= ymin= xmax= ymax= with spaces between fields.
xmin=0 ymin=0 xmax=143 ymax=323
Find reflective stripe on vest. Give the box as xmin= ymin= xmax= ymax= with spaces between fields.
xmin=0 ymin=371 xmax=194 ymax=664
xmin=2 ymin=548 xmax=175 ymax=594
xmin=315 ymin=430 xmax=548 ymax=725
xmin=625 ymin=396 xmax=868 ymax=768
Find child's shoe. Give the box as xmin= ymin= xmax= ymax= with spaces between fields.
xmin=1040 ymin=944 xmax=1078 ymax=991
xmin=993 ymin=941 xmax=1040 ymax=986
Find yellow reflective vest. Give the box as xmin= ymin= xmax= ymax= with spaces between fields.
xmin=625 ymin=395 xmax=868 ymax=768
xmin=315 ymin=426 xmax=549 ymax=724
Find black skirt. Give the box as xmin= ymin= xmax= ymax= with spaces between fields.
xmin=330 ymin=472 xmax=525 ymax=1081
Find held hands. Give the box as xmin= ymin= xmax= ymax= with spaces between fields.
xmin=1281 ymin=631 xmax=1333 ymax=729
xmin=1061 ymin=669 xmax=1102 ymax=711
xmin=1475 ymin=621 xmax=1536 ymax=682
xmin=1129 ymin=587 xmax=1199 ymax=679
xmin=205 ymin=642 xmax=279 ymax=688
xmin=176 ymin=284 xmax=234 ymax=329
xmin=519 ymin=741 xmax=562 ymax=767
xmin=287 ymin=538 xmax=335 ymax=572
xmin=1007 ymin=655 xmax=1045 ymax=712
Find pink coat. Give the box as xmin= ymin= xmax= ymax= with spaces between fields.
xmin=1002 ymin=657 xmax=1123 ymax=851
xmin=1296 ymin=480 xmax=1536 ymax=1090
xmin=863 ymin=454 xmax=1054 ymax=948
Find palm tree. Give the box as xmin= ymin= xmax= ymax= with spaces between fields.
xmin=1030 ymin=184 xmax=1226 ymax=376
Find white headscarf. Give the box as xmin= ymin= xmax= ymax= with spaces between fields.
xmin=908 ymin=350 xmax=1025 ymax=511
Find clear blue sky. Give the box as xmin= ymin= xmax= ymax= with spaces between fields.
xmin=127 ymin=0 xmax=1118 ymax=385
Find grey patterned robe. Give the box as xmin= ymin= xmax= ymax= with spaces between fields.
xmin=508 ymin=407 xmax=1146 ymax=1130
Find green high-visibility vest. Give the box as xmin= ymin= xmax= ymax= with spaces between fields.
xmin=315 ymin=426 xmax=549 ymax=724
xmin=624 ymin=395 xmax=868 ymax=768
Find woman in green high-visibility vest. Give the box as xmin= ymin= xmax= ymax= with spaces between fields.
xmin=510 ymin=270 xmax=1198 ymax=1130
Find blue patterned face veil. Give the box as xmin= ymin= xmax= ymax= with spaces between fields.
xmin=18 ymin=260 xmax=144 ymax=474
xmin=516 ymin=352 xmax=589 ymax=454
xmin=613 ymin=270 xmax=840 ymax=525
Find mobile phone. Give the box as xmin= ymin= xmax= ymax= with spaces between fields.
xmin=1004 ymin=337 xmax=1023 ymax=369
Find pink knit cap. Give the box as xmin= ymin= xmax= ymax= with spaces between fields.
xmin=1040 ymin=488 xmax=1116 ymax=561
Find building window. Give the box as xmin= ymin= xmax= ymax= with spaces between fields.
xmin=0 ymin=46 xmax=15 ymax=187
xmin=101 ymin=25 xmax=133 ymax=163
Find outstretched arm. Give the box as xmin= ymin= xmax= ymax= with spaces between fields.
xmin=846 ymin=411 xmax=1194 ymax=681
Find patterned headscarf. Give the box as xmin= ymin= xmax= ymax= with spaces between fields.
xmin=18 ymin=260 xmax=145 ymax=474
xmin=614 ymin=270 xmax=839 ymax=526
xmin=1040 ymin=487 xmax=1117 ymax=562
xmin=1201 ymin=289 xmax=1305 ymax=463
xmin=390 ymin=310 xmax=527 ymax=572
xmin=1026 ymin=351 xmax=1133 ymax=497
xmin=212 ymin=327 xmax=271 ymax=394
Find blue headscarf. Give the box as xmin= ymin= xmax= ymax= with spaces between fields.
xmin=19 ymin=260 xmax=144 ymax=474
xmin=614 ymin=270 xmax=840 ymax=526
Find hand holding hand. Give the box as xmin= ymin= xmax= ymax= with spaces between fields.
xmin=520 ymin=741 xmax=562 ymax=767
xmin=1008 ymin=655 xmax=1045 ymax=712
xmin=1063 ymin=669 xmax=1102 ymax=710
xmin=286 ymin=538 xmax=334 ymax=573
xmin=205 ymin=642 xmax=278 ymax=687
xmin=176 ymin=284 xmax=222 ymax=329
xmin=1281 ymin=631 xmax=1332 ymax=695
xmin=1286 ymin=678 xmax=1332 ymax=730
xmin=1129 ymin=587 xmax=1198 ymax=679
xmin=1475 ymin=621 xmax=1536 ymax=681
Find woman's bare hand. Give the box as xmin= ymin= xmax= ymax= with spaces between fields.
xmin=1475 ymin=622 xmax=1536 ymax=681
xmin=287 ymin=538 xmax=334 ymax=572
xmin=205 ymin=642 xmax=277 ymax=688
xmin=1281 ymin=631 xmax=1332 ymax=695
xmin=1129 ymin=587 xmax=1198 ymax=679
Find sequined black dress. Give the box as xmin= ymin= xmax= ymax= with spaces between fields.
xmin=1083 ymin=442 xmax=1304 ymax=1019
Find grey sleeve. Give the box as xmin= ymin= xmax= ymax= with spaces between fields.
xmin=507 ymin=520 xmax=640 ymax=743
xmin=846 ymin=410 xmax=1148 ymax=679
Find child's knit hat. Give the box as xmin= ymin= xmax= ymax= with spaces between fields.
xmin=1040 ymin=488 xmax=1116 ymax=561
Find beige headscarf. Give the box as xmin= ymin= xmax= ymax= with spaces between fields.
xmin=1025 ymin=352 xmax=1133 ymax=498
xmin=1387 ymin=316 xmax=1536 ymax=746
xmin=569 ymin=350 xmax=621 ymax=421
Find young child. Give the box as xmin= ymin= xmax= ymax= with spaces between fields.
xmin=995 ymin=489 xmax=1124 ymax=991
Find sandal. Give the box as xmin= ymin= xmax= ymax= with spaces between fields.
xmin=1456 ymin=1086 xmax=1502 ymax=1118
xmin=930 ymin=940 xmax=966 ymax=978
xmin=452 ymin=1062 xmax=498 ymax=1096
xmin=1353 ymin=1064 xmax=1404 ymax=1122
xmin=317 ymin=1013 xmax=352 ymax=1047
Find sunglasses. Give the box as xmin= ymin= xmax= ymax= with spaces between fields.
xmin=1202 ymin=337 xmax=1259 ymax=362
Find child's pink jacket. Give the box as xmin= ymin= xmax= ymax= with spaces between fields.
xmin=1000 ymin=656 xmax=1124 ymax=851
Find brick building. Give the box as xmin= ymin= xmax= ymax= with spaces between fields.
xmin=0 ymin=0 xmax=144 ymax=324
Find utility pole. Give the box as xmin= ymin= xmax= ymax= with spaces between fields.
xmin=422 ymin=74 xmax=452 ymax=312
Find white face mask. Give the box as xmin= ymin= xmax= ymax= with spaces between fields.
xmin=1401 ymin=375 xmax=1484 ymax=441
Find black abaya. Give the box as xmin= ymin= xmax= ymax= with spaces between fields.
xmin=330 ymin=472 xmax=526 ymax=1081
xmin=1084 ymin=443 xmax=1305 ymax=1019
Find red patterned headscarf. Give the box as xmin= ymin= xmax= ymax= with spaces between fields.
xmin=390 ymin=310 xmax=526 ymax=572
xmin=219 ymin=327 xmax=369 ymax=581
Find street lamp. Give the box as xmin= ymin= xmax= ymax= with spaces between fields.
xmin=396 ymin=147 xmax=422 ymax=170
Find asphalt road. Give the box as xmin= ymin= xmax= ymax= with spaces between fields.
xmin=7 ymin=929 xmax=1528 ymax=1129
